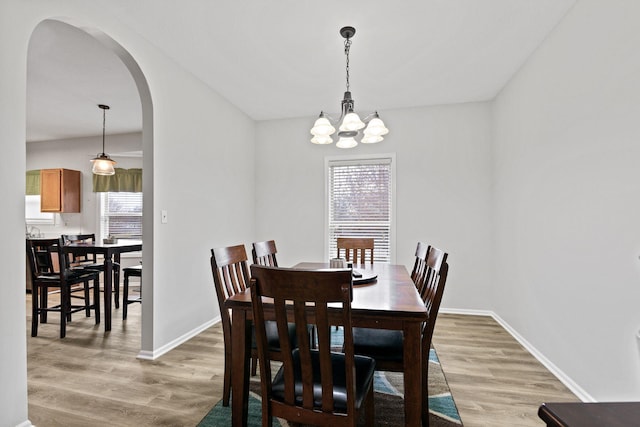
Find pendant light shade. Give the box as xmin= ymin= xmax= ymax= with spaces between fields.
xmin=310 ymin=114 xmax=336 ymax=138
xmin=91 ymin=153 xmax=116 ymax=175
xmin=339 ymin=112 xmax=365 ymax=132
xmin=336 ymin=136 xmax=358 ymax=149
xmin=91 ymin=104 xmax=116 ymax=176
xmin=363 ymin=114 xmax=389 ymax=137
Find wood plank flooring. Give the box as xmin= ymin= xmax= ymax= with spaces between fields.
xmin=432 ymin=313 xmax=579 ymax=426
xmin=26 ymin=293 xmax=578 ymax=426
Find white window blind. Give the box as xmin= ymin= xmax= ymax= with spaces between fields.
xmin=100 ymin=192 xmax=143 ymax=239
xmin=328 ymin=157 xmax=393 ymax=263
xmin=25 ymin=195 xmax=54 ymax=225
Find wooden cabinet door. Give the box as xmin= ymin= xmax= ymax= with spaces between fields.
xmin=40 ymin=168 xmax=81 ymax=213
xmin=40 ymin=169 xmax=63 ymax=212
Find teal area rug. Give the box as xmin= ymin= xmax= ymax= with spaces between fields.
xmin=197 ymin=344 xmax=462 ymax=426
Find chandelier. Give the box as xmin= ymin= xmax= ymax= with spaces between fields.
xmin=310 ymin=26 xmax=388 ymax=149
xmin=91 ymin=104 xmax=116 ymax=176
xmin=311 ymin=27 xmax=389 ymax=148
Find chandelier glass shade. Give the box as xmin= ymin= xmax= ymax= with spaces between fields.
xmin=91 ymin=104 xmax=116 ymax=176
xmin=310 ymin=26 xmax=388 ymax=148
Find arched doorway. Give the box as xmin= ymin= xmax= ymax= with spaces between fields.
xmin=26 ymin=18 xmax=154 ymax=353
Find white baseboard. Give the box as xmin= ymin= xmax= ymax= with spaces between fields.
xmin=15 ymin=421 xmax=34 ymax=427
xmin=440 ymin=307 xmax=494 ymax=317
xmin=136 ymin=315 xmax=222 ymax=360
xmin=439 ymin=307 xmax=595 ymax=402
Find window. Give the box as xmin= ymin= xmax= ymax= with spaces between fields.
xmin=326 ymin=155 xmax=395 ymax=263
xmin=99 ymin=192 xmax=143 ymax=240
xmin=25 ymin=195 xmax=54 ymax=225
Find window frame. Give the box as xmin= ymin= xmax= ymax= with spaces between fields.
xmin=324 ymin=153 xmax=397 ymax=264
xmin=98 ymin=191 xmax=143 ymax=241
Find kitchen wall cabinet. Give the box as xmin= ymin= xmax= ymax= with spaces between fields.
xmin=40 ymin=168 xmax=81 ymax=213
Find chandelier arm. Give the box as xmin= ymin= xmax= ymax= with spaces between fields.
xmin=320 ymin=111 xmax=338 ymax=123
xmin=361 ymin=112 xmax=379 ymax=123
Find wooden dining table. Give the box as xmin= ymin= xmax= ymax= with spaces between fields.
xmin=225 ymin=262 xmax=428 ymax=427
xmin=64 ymin=240 xmax=142 ymax=331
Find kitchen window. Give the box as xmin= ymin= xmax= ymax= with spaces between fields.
xmin=99 ymin=192 xmax=143 ymax=240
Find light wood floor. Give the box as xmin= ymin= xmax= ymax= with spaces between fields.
xmin=432 ymin=313 xmax=578 ymax=426
xmin=26 ymin=294 xmax=578 ymax=426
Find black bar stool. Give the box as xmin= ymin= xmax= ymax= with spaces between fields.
xmin=122 ymin=265 xmax=142 ymax=319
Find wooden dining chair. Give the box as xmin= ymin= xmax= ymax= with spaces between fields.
xmin=352 ymin=244 xmax=449 ymax=426
xmin=26 ymin=237 xmax=101 ymax=338
xmin=252 ymin=240 xmax=278 ymax=267
xmin=336 ymin=237 xmax=374 ymax=264
xmin=250 ymin=265 xmax=375 ymax=427
xmin=210 ymin=244 xmax=251 ymax=406
xmin=61 ymin=233 xmax=121 ymax=307
xmin=411 ymin=241 xmax=430 ymax=287
xmin=252 ymin=239 xmax=320 ymax=351
xmin=27 ymin=237 xmax=97 ymax=318
xmin=210 ymin=244 xmax=297 ymax=406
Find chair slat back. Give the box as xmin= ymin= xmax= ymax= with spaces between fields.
xmin=250 ymin=265 xmax=356 ymax=418
xmin=336 ymin=237 xmax=374 ymax=264
xmin=26 ymin=238 xmax=63 ymax=276
xmin=410 ymin=241 xmax=430 ymax=287
xmin=61 ymin=234 xmax=98 ymax=266
xmin=252 ymin=240 xmax=278 ymax=267
xmin=210 ymin=244 xmax=251 ymax=324
xmin=418 ymin=246 xmax=449 ymax=347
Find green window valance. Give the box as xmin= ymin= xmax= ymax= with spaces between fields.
xmin=93 ymin=168 xmax=143 ymax=193
xmin=26 ymin=170 xmax=40 ymax=195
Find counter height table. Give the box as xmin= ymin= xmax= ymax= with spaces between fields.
xmin=225 ymin=262 xmax=428 ymax=426
xmin=64 ymin=240 xmax=142 ymax=331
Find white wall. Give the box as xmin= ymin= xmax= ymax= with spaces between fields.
xmin=493 ymin=0 xmax=640 ymax=400
xmin=147 ymin=48 xmax=256 ymax=348
xmin=255 ymin=102 xmax=494 ymax=311
xmin=0 ymin=3 xmax=30 ymax=424
xmin=1 ymin=2 xmax=255 ymax=426
xmin=26 ymin=132 xmax=142 ymax=238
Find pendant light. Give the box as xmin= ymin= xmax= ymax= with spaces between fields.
xmin=310 ymin=26 xmax=389 ymax=148
xmin=91 ymin=104 xmax=116 ymax=176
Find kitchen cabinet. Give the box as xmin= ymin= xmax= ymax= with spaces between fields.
xmin=40 ymin=168 xmax=81 ymax=213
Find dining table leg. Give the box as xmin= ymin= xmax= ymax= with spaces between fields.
xmin=403 ymin=321 xmax=423 ymax=426
xmin=103 ymin=255 xmax=113 ymax=331
xmin=114 ymin=253 xmax=121 ymax=309
xmin=231 ymin=308 xmax=251 ymax=427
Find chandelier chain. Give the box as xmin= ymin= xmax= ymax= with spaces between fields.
xmin=102 ymin=107 xmax=106 ymax=153
xmin=344 ymin=38 xmax=351 ymax=93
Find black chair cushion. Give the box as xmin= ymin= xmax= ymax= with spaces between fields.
xmin=79 ymin=262 xmax=120 ymax=271
xmin=271 ymin=349 xmax=376 ymax=413
xmin=353 ymin=327 xmax=404 ymax=362
xmin=36 ymin=269 xmax=98 ymax=284
xmin=251 ymin=321 xmax=298 ymax=352
xmin=124 ymin=265 xmax=142 ymax=276
xmin=66 ymin=269 xmax=100 ymax=280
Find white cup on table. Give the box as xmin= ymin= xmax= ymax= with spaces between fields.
xmin=329 ymin=257 xmax=346 ymax=268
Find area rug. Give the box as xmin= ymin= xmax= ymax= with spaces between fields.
xmin=198 ymin=346 xmax=462 ymax=426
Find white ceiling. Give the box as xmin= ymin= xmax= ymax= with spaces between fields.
xmin=26 ymin=0 xmax=576 ymax=142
